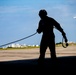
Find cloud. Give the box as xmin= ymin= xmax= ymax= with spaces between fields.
xmin=0 ymin=6 xmax=35 ymax=14
xmin=0 ymin=6 xmax=22 ymax=13
xmin=49 ymin=5 xmax=70 ymax=17
xmin=67 ymin=0 xmax=76 ymax=4
xmin=73 ymin=16 xmax=76 ymax=19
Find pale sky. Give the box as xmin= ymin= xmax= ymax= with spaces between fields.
xmin=0 ymin=0 xmax=76 ymax=47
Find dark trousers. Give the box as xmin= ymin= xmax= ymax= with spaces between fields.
xmin=39 ymin=37 xmax=56 ymax=61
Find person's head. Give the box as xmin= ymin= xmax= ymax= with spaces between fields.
xmin=39 ymin=9 xmax=47 ymax=19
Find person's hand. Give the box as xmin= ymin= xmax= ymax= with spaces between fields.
xmin=36 ymin=29 xmax=41 ymax=34
xmin=65 ymin=38 xmax=69 ymax=47
xmin=62 ymin=32 xmax=69 ymax=47
xmin=66 ymin=42 xmax=69 ymax=47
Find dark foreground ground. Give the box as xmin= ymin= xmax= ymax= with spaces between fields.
xmin=0 ymin=56 xmax=76 ymax=74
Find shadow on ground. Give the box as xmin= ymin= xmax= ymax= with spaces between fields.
xmin=0 ymin=56 xmax=76 ymax=74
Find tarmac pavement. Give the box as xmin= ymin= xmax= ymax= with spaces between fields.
xmin=0 ymin=46 xmax=76 ymax=74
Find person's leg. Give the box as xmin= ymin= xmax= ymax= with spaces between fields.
xmin=50 ymin=45 xmax=56 ymax=59
xmin=38 ymin=41 xmax=47 ymax=64
xmin=49 ymin=39 xmax=56 ymax=59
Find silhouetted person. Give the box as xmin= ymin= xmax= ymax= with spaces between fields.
xmin=37 ymin=9 xmax=68 ymax=64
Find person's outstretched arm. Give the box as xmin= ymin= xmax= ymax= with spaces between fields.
xmin=52 ymin=18 xmax=68 ymax=43
xmin=37 ymin=20 xmax=43 ymax=34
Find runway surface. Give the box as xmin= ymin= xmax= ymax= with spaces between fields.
xmin=0 ymin=46 xmax=76 ymax=74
